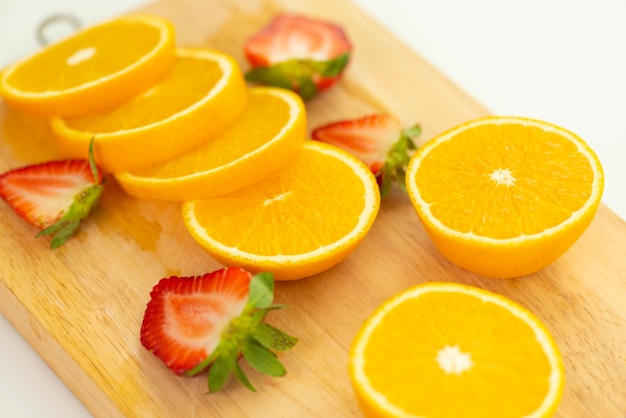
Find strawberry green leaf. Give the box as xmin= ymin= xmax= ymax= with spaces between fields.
xmin=242 ymin=340 xmax=287 ymax=377
xmin=37 ymin=182 xmax=104 ymax=247
xmin=185 ymin=355 xmax=212 ymax=377
xmin=233 ymin=361 xmax=256 ymax=392
xmin=46 ymin=220 xmax=80 ymax=250
xmin=88 ymin=136 xmax=99 ymax=180
xmin=245 ymin=65 xmax=293 ymax=90
xmin=245 ymin=54 xmax=349 ymax=101
xmin=298 ymin=79 xmax=318 ymax=101
xmin=207 ymin=345 xmax=238 ymax=393
xmin=186 ymin=342 xmax=222 ymax=377
xmin=403 ymin=125 xmax=423 ymax=138
xmin=246 ymin=61 xmax=319 ymax=100
xmin=244 ymin=305 xmax=289 ymax=334
xmin=248 ymin=272 xmax=274 ymax=309
xmin=36 ymin=137 xmax=105 ymax=248
xmin=310 ymin=53 xmax=349 ymax=77
xmin=176 ymin=270 xmax=297 ymax=393
xmin=255 ymin=323 xmax=298 ymax=351
xmin=250 ymin=323 xmax=274 ymax=348
xmin=247 ymin=309 xmax=268 ymax=327
xmin=379 ymin=124 xmax=422 ymax=198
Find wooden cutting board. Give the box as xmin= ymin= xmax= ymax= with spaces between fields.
xmin=1 ymin=0 xmax=625 ymax=416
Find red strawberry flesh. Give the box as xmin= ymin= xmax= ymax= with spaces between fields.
xmin=312 ymin=114 xmax=403 ymax=171
xmin=0 ymin=159 xmax=101 ymax=228
xmin=140 ymin=268 xmax=297 ymax=393
xmin=244 ymin=14 xmax=352 ymax=100
xmin=312 ymin=114 xmax=421 ymax=198
xmin=245 ymin=14 xmax=351 ymax=66
xmin=140 ymin=268 xmax=251 ymax=375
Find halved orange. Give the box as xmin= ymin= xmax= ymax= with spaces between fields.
xmin=50 ymin=48 xmax=248 ymax=173
xmin=405 ymin=116 xmax=604 ymax=278
xmin=181 ymin=140 xmax=380 ymax=280
xmin=115 ymin=86 xmax=306 ymax=200
xmin=0 ymin=14 xmax=175 ymax=117
xmin=350 ymin=281 xmax=565 ymax=418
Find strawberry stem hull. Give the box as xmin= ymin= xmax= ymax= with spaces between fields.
xmin=140 ymin=269 xmax=297 ymax=393
xmin=244 ymin=14 xmax=352 ymax=100
xmin=245 ymin=54 xmax=350 ymax=100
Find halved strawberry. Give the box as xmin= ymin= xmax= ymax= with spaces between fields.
xmin=140 ymin=267 xmax=297 ymax=393
xmin=244 ymin=14 xmax=352 ymax=100
xmin=312 ymin=114 xmax=422 ymax=198
xmin=0 ymin=139 xmax=104 ymax=248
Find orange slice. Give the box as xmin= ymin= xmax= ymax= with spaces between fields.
xmin=50 ymin=48 xmax=248 ymax=173
xmin=405 ymin=116 xmax=604 ymax=278
xmin=0 ymin=14 xmax=175 ymax=117
xmin=181 ymin=140 xmax=380 ymax=280
xmin=350 ymin=281 xmax=565 ymax=418
xmin=115 ymin=86 xmax=306 ymax=201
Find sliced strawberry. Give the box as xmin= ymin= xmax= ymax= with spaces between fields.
xmin=140 ymin=267 xmax=297 ymax=393
xmin=0 ymin=139 xmax=104 ymax=248
xmin=244 ymin=14 xmax=352 ymax=100
xmin=312 ymin=114 xmax=422 ymax=198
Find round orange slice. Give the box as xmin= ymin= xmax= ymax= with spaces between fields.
xmin=181 ymin=140 xmax=381 ymax=280
xmin=349 ymin=281 xmax=565 ymax=418
xmin=115 ymin=86 xmax=306 ymax=200
xmin=50 ymin=48 xmax=248 ymax=173
xmin=0 ymin=14 xmax=175 ymax=117
xmin=405 ymin=116 xmax=604 ymax=279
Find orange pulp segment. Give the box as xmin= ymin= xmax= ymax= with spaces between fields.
xmin=181 ymin=140 xmax=380 ymax=280
xmin=115 ymin=86 xmax=306 ymax=200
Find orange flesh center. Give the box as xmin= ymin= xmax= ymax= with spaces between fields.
xmin=192 ymin=146 xmax=367 ymax=255
xmin=415 ymin=123 xmax=594 ymax=239
xmin=363 ymin=292 xmax=553 ymax=417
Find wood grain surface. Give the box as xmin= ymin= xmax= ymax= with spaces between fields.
xmin=1 ymin=0 xmax=625 ymax=416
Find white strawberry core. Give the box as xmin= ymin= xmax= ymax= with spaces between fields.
xmin=436 ymin=345 xmax=473 ymax=375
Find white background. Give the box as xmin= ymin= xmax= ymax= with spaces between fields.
xmin=0 ymin=0 xmax=624 ymax=416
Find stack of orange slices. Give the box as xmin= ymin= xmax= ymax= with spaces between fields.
xmin=0 ymin=14 xmax=380 ymax=280
xmin=50 ymin=48 xmax=248 ymax=173
xmin=2 ymin=11 xmax=599 ymax=416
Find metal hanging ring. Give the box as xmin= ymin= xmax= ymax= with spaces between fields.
xmin=36 ymin=13 xmax=82 ymax=46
